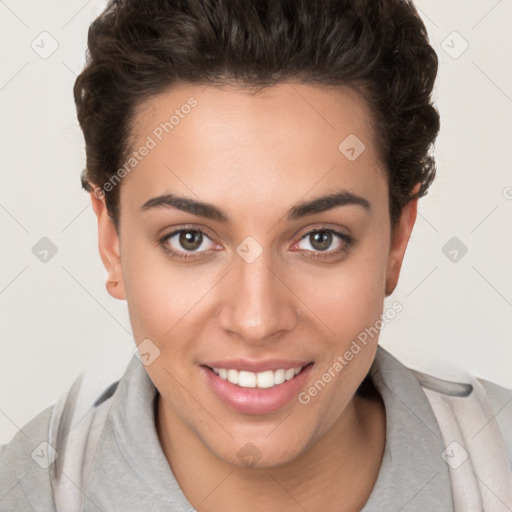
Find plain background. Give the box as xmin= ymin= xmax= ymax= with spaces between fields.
xmin=0 ymin=0 xmax=511 ymax=445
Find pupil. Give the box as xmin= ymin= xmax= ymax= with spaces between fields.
xmin=311 ymin=231 xmax=331 ymax=251
xmin=180 ymin=231 xmax=202 ymax=250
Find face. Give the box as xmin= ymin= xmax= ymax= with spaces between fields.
xmin=92 ymin=82 xmax=417 ymax=468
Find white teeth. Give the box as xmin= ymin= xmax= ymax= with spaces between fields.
xmin=227 ymin=369 xmax=239 ymax=385
xmin=212 ymin=366 xmax=304 ymax=388
xmin=285 ymin=368 xmax=295 ymax=381
xmin=256 ymin=370 xmax=275 ymax=388
xmin=274 ymin=369 xmax=286 ymax=385
xmin=238 ymin=371 xmax=256 ymax=388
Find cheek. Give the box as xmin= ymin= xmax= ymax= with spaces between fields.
xmin=121 ymin=237 xmax=220 ymax=365
xmin=294 ymin=238 xmax=388 ymax=345
xmin=290 ymin=235 xmax=388 ymax=411
xmin=124 ymin=263 xmax=206 ymax=342
xmin=121 ymin=237 xmax=185 ymax=341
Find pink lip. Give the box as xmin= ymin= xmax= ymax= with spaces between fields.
xmin=200 ymin=363 xmax=314 ymax=415
xmin=202 ymin=359 xmax=311 ymax=373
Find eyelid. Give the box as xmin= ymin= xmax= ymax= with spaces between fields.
xmin=160 ymin=225 xmax=221 ymax=249
xmin=291 ymin=226 xmax=353 ymax=252
xmin=159 ymin=224 xmax=220 ymax=244
xmin=294 ymin=222 xmax=352 ymax=239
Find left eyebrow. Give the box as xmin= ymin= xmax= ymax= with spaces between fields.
xmin=140 ymin=188 xmax=371 ymax=224
xmin=286 ymin=189 xmax=371 ymax=221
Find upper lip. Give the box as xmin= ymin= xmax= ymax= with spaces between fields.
xmin=202 ymin=359 xmax=312 ymax=373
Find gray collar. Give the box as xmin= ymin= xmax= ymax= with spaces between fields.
xmin=361 ymin=346 xmax=453 ymax=510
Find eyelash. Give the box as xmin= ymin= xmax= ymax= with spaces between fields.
xmin=158 ymin=225 xmax=355 ymax=262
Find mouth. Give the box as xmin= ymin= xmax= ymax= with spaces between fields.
xmin=200 ymin=362 xmax=314 ymax=415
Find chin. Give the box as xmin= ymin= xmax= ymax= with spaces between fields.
xmin=202 ymin=425 xmax=315 ymax=470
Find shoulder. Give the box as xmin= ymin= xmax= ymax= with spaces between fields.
xmin=0 ymin=404 xmax=56 ymax=511
xmin=0 ymin=359 xmax=127 ymax=511
xmin=409 ymin=362 xmax=512 ymax=464
xmin=476 ymin=376 xmax=512 ymax=463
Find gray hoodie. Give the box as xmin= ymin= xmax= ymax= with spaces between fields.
xmin=1 ymin=345 xmax=511 ymax=511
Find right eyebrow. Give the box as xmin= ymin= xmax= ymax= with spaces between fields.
xmin=141 ymin=194 xmax=229 ymax=223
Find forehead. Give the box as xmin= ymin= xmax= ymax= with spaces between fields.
xmin=121 ymin=82 xmax=386 ymax=214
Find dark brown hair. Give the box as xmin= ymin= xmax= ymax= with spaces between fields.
xmin=74 ymin=0 xmax=440 ymax=230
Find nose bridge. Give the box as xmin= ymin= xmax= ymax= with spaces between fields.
xmin=218 ymin=244 xmax=297 ymax=342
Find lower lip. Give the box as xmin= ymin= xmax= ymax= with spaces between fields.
xmin=201 ymin=364 xmax=313 ymax=415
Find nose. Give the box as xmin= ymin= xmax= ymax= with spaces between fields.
xmin=218 ymin=247 xmax=298 ymax=345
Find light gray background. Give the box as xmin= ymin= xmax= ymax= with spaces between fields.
xmin=1 ymin=0 xmax=511 ymax=445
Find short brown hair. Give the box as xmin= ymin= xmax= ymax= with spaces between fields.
xmin=74 ymin=0 xmax=440 ymax=230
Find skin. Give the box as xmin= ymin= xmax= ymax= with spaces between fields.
xmin=90 ymin=82 xmax=419 ymax=511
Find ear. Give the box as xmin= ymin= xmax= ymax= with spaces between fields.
xmin=385 ymin=184 xmax=420 ymax=296
xmin=89 ymin=190 xmax=126 ymax=300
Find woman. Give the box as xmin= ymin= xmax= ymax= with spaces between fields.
xmin=1 ymin=0 xmax=511 ymax=510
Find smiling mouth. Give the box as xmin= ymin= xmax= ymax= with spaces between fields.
xmin=203 ymin=363 xmax=313 ymax=389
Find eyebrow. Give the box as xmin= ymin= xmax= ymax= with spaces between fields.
xmin=141 ymin=188 xmax=371 ymax=223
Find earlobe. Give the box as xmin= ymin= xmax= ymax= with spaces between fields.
xmin=106 ymin=274 xmax=125 ymax=300
xmin=385 ymin=186 xmax=420 ymax=296
xmin=89 ymin=191 xmax=126 ymax=300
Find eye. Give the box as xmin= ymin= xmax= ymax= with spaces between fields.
xmin=158 ymin=227 xmax=219 ymax=260
xmin=158 ymin=225 xmax=354 ymax=262
xmin=293 ymin=228 xmax=354 ymax=259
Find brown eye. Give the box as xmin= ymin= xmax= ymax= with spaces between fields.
xmin=159 ymin=227 xmax=219 ymax=261
xmin=179 ymin=230 xmax=203 ymax=251
xmin=293 ymin=228 xmax=354 ymax=260
xmin=309 ymin=231 xmax=333 ymax=251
